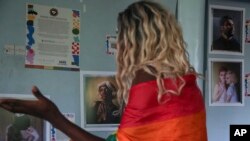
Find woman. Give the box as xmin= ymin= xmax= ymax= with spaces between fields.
xmin=0 ymin=1 xmax=207 ymax=141
xmin=212 ymin=66 xmax=227 ymax=103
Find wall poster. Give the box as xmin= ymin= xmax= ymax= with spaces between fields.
xmin=25 ymin=3 xmax=80 ymax=71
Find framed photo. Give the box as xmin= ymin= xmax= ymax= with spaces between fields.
xmin=80 ymin=71 xmax=120 ymax=131
xmin=0 ymin=94 xmax=50 ymax=141
xmin=208 ymin=58 xmax=244 ymax=106
xmin=208 ymin=5 xmax=245 ymax=55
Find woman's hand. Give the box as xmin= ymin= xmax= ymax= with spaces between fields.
xmin=0 ymin=86 xmax=60 ymax=122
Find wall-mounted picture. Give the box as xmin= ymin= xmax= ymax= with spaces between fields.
xmin=245 ymin=19 xmax=250 ymax=43
xmin=0 ymin=94 xmax=50 ymax=141
xmin=208 ymin=5 xmax=245 ymax=55
xmin=80 ymin=71 xmax=120 ymax=131
xmin=106 ymin=35 xmax=117 ymax=55
xmin=208 ymin=58 xmax=244 ymax=106
xmin=245 ymin=73 xmax=250 ymax=96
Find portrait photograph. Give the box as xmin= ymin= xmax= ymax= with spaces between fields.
xmin=0 ymin=94 xmax=50 ymax=141
xmin=208 ymin=58 xmax=244 ymax=106
xmin=80 ymin=71 xmax=120 ymax=131
xmin=208 ymin=5 xmax=245 ymax=55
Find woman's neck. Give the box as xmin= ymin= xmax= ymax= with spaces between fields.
xmin=132 ymin=69 xmax=156 ymax=86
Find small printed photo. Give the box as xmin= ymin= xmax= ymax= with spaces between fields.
xmin=208 ymin=5 xmax=245 ymax=55
xmin=106 ymin=35 xmax=117 ymax=55
xmin=0 ymin=94 xmax=50 ymax=141
xmin=245 ymin=73 xmax=250 ymax=96
xmin=80 ymin=71 xmax=120 ymax=131
xmin=245 ymin=20 xmax=250 ymax=43
xmin=208 ymin=58 xmax=244 ymax=106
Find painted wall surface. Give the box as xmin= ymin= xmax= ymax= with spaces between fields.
xmin=205 ymin=0 xmax=250 ymax=141
xmin=0 ymin=0 xmax=177 ymax=139
xmin=178 ymin=0 xmax=205 ymax=90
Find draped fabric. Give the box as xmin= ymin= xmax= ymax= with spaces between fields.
xmin=106 ymin=74 xmax=207 ymax=141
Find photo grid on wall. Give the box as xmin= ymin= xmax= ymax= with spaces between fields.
xmin=208 ymin=5 xmax=245 ymax=106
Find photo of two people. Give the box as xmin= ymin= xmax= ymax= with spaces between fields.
xmin=209 ymin=59 xmax=243 ymax=106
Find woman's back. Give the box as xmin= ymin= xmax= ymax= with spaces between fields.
xmin=116 ymin=72 xmax=207 ymax=141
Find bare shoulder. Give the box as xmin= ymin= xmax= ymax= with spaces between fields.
xmin=132 ymin=69 xmax=156 ymax=86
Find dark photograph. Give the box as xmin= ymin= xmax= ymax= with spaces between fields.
xmin=209 ymin=5 xmax=245 ymax=54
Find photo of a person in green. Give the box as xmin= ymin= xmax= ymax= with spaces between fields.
xmin=6 ymin=114 xmax=39 ymax=141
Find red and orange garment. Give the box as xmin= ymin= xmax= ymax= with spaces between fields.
xmin=106 ymin=74 xmax=207 ymax=141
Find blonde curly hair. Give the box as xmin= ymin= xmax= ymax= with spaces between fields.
xmin=116 ymin=1 xmax=197 ymax=104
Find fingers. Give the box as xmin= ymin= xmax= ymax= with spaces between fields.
xmin=0 ymin=99 xmax=25 ymax=112
xmin=0 ymin=97 xmax=53 ymax=119
xmin=0 ymin=99 xmax=14 ymax=111
xmin=32 ymin=86 xmax=47 ymax=101
xmin=0 ymin=86 xmax=57 ymax=120
xmin=0 ymin=98 xmax=41 ymax=117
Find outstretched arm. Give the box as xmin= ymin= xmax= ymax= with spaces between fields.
xmin=0 ymin=86 xmax=105 ymax=141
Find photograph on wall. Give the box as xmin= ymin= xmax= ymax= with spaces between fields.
xmin=105 ymin=35 xmax=117 ymax=55
xmin=245 ymin=19 xmax=250 ymax=43
xmin=208 ymin=5 xmax=245 ymax=55
xmin=245 ymin=73 xmax=250 ymax=96
xmin=0 ymin=94 xmax=50 ymax=141
xmin=80 ymin=71 xmax=120 ymax=131
xmin=25 ymin=3 xmax=80 ymax=71
xmin=208 ymin=58 xmax=244 ymax=106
